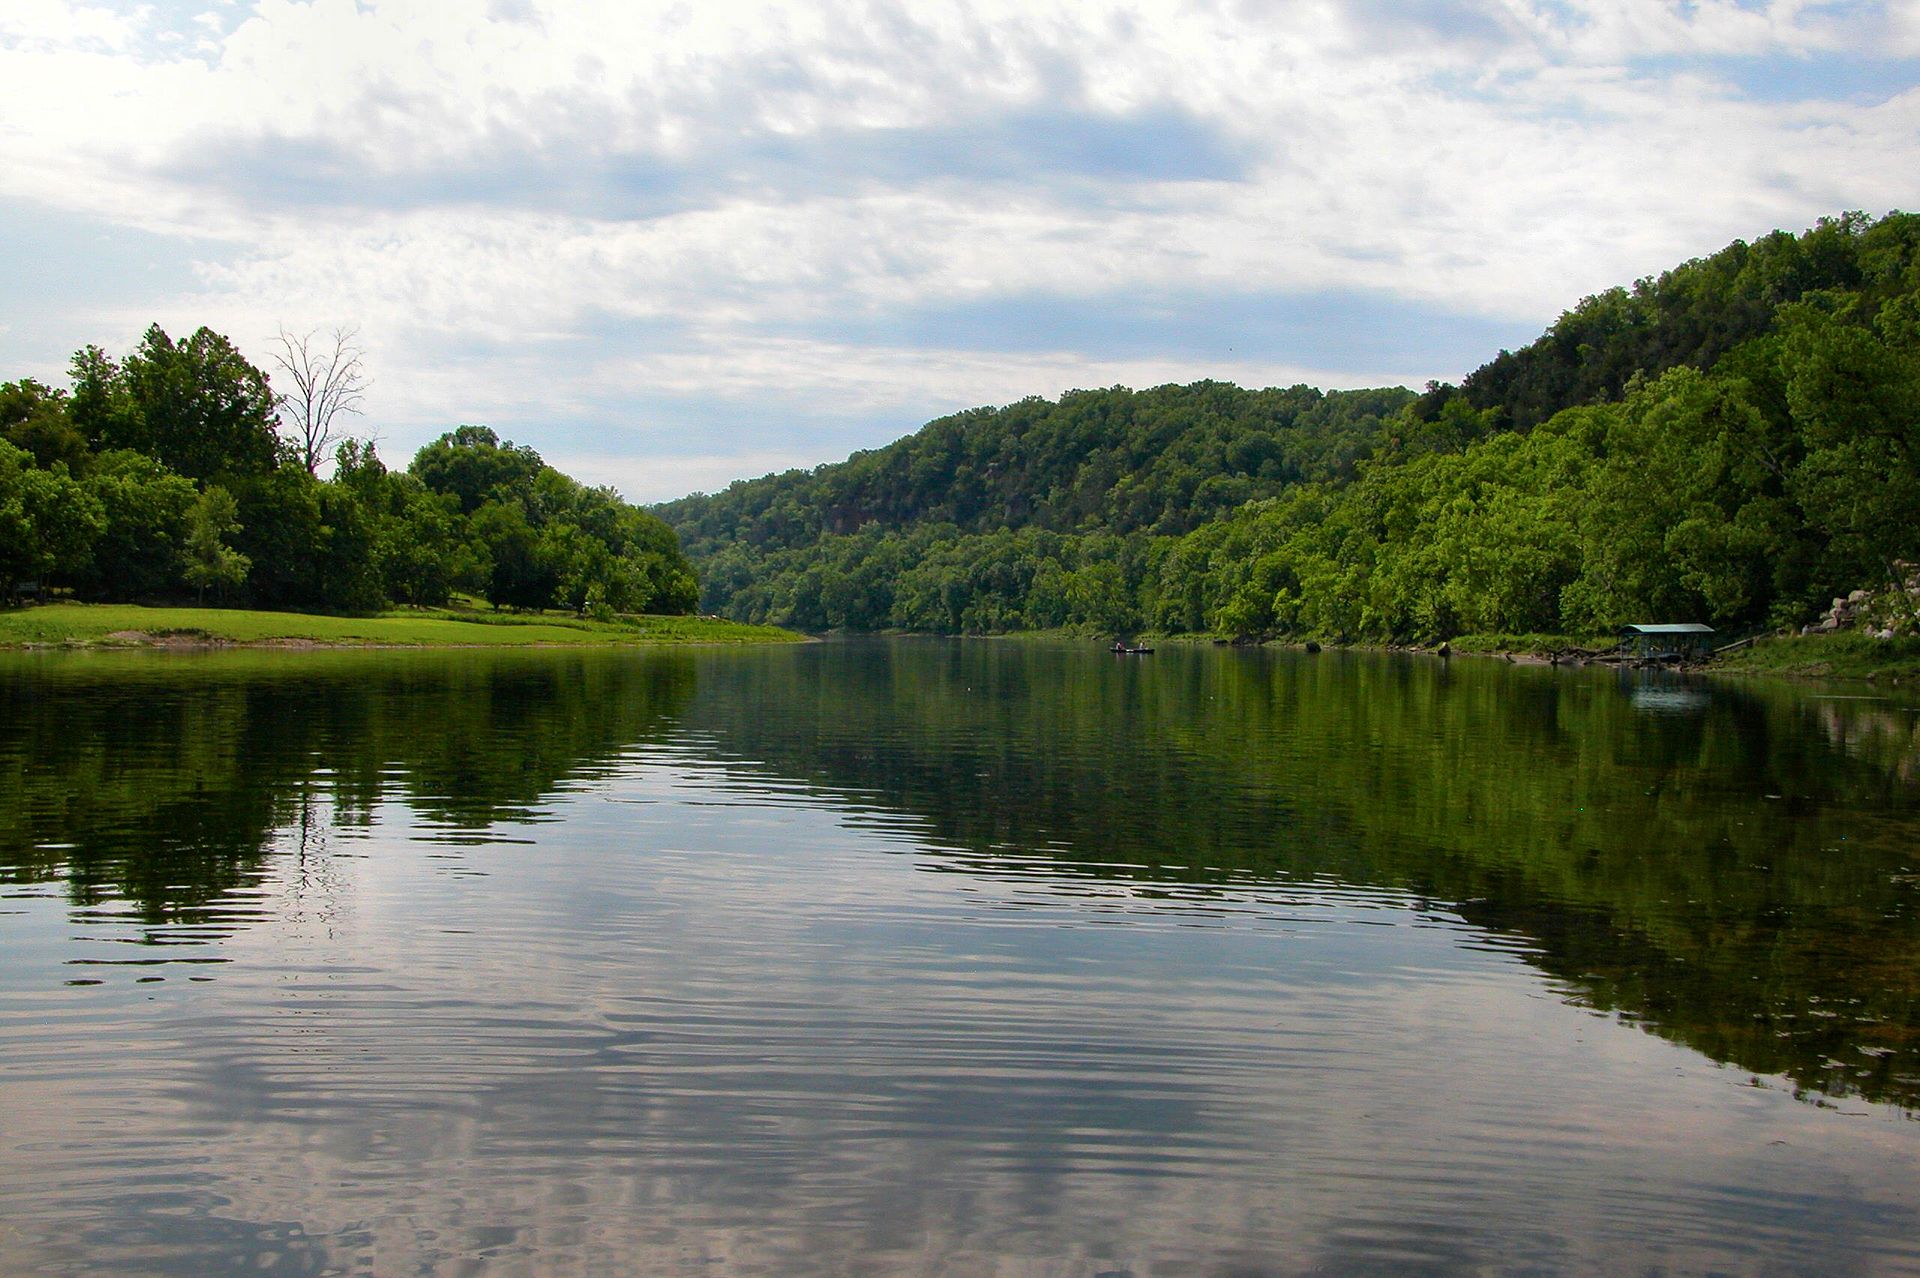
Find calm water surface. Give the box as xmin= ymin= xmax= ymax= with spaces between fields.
xmin=2 ymin=640 xmax=1918 ymax=1276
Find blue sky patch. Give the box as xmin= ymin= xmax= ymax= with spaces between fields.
xmin=810 ymin=288 xmax=1535 ymax=378
xmin=1647 ymin=51 xmax=1920 ymax=105
xmin=161 ymin=103 xmax=1247 ymax=220
xmin=0 ymin=201 xmax=226 ymax=381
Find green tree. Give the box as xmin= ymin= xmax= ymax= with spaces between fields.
xmin=182 ymin=486 xmax=250 ymax=604
xmin=81 ymin=450 xmax=197 ymax=600
xmin=0 ymin=442 xmax=103 ymax=596
xmin=380 ymin=486 xmax=461 ymax=606
xmin=312 ymin=482 xmax=383 ymax=613
xmin=411 ymin=426 xmax=545 ymax=514
xmin=72 ymin=326 xmax=282 ymax=483
xmin=1782 ymin=301 xmax=1920 ymax=613
xmin=232 ymin=465 xmax=325 ymax=607
xmin=469 ymin=500 xmax=555 ymax=609
xmin=0 ymin=378 xmax=88 ymax=471
xmin=332 ymin=439 xmax=457 ymax=607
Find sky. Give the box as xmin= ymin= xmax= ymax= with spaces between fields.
xmin=1 ymin=0 xmax=1915 ymax=503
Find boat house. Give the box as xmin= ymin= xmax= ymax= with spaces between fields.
xmin=1619 ymin=623 xmax=1715 ymax=660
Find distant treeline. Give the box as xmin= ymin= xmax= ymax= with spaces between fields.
xmin=658 ymin=211 xmax=1920 ymax=639
xmin=1 ymin=329 xmax=697 ymax=615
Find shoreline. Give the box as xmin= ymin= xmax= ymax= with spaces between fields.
xmin=983 ymin=627 xmax=1920 ymax=684
xmin=21 ymin=605 xmax=1904 ymax=678
xmin=1284 ymin=635 xmax=1917 ymax=685
xmin=3 ymin=635 xmax=808 ymax=652
xmin=0 ymin=603 xmax=805 ymax=651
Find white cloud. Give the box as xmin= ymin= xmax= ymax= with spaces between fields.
xmin=553 ymin=449 xmax=825 ymax=503
xmin=1886 ymin=0 xmax=1920 ymax=54
xmin=0 ymin=0 xmax=1911 ymax=497
xmin=0 ymin=0 xmax=145 ymax=53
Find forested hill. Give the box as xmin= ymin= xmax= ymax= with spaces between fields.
xmin=657 ymin=381 xmax=1412 ymax=558
xmin=664 ymin=210 xmax=1918 ymax=640
xmin=1415 ymin=209 xmax=1920 ymax=432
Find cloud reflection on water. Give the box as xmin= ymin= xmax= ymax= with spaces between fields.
xmin=7 ymin=759 xmax=1915 ymax=1276
xmin=4 ymin=645 xmax=1920 ymax=1274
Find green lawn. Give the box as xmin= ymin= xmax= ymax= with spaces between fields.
xmin=0 ymin=602 xmax=802 ymax=648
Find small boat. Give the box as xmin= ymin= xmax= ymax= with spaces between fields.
xmin=1110 ymin=641 xmax=1155 ymax=655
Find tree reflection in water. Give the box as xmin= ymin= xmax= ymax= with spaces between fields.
xmin=3 ymin=641 xmax=1917 ymax=1110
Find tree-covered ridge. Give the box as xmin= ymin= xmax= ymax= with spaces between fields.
xmin=658 ymin=381 xmax=1411 ymax=557
xmin=1 ymin=326 xmax=698 ymax=616
xmin=662 ymin=211 xmax=1920 ymax=640
xmin=1168 ymin=270 xmax=1920 ymax=640
xmin=1417 ymin=210 xmax=1920 ymax=432
xmin=655 ymin=380 xmax=1410 ymax=631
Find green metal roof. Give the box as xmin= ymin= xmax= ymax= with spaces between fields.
xmin=1621 ymin=623 xmax=1715 ymax=634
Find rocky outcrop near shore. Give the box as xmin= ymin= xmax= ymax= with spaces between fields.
xmin=1805 ymin=565 xmax=1920 ymax=639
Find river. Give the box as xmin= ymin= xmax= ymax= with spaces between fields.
xmin=2 ymin=639 xmax=1917 ymax=1275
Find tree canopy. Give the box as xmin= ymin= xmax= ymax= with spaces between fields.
xmin=1 ymin=326 xmax=700 ymax=617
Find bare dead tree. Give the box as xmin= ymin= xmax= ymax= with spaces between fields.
xmin=269 ymin=325 xmax=369 ymax=474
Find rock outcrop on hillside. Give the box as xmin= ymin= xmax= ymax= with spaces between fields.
xmin=1806 ymin=567 xmax=1920 ymax=639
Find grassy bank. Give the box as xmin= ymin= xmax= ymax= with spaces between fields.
xmin=1712 ymin=632 xmax=1920 ymax=681
xmin=1443 ymin=631 xmax=1614 ymax=655
xmin=0 ymin=602 xmax=803 ymax=649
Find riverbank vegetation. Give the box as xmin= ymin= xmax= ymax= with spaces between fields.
xmin=0 ymin=601 xmax=796 ymax=648
xmin=2 ymin=329 xmax=700 ymax=618
xmin=1713 ymin=632 xmax=1920 ymax=681
xmin=659 ymin=212 xmax=1920 ymax=650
